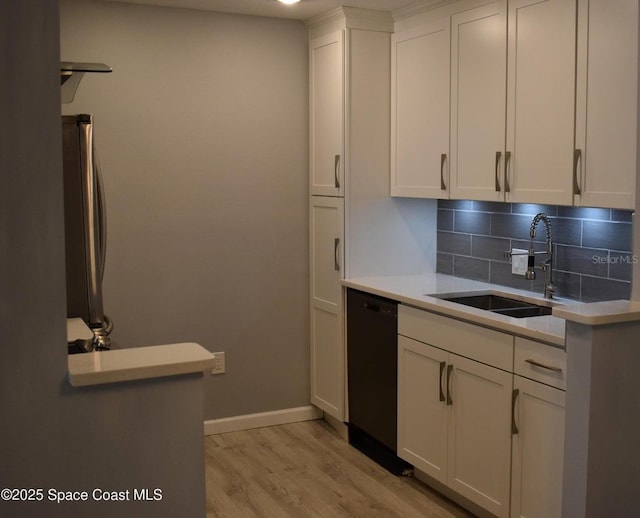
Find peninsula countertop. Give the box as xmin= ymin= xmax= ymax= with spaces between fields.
xmin=342 ymin=273 xmax=568 ymax=347
xmin=67 ymin=319 xmax=216 ymax=387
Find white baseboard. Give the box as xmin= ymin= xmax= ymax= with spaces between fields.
xmin=203 ymin=405 xmax=324 ymax=435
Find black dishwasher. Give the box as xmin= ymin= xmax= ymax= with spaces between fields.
xmin=347 ymin=288 xmax=412 ymax=476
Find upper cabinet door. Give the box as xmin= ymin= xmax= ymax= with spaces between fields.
xmin=391 ymin=19 xmax=451 ymax=198
xmin=574 ymin=0 xmax=638 ymax=210
xmin=450 ymin=1 xmax=507 ymax=201
xmin=310 ymin=31 xmax=344 ymax=197
xmin=505 ymin=0 xmax=576 ymax=205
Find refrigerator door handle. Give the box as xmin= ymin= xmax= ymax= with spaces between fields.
xmin=95 ymin=148 xmax=107 ymax=284
xmin=78 ymin=117 xmax=105 ymax=325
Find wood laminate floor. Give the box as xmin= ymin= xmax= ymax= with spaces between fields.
xmin=205 ymin=419 xmax=474 ymax=517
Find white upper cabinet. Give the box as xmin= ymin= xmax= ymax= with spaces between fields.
xmin=574 ymin=0 xmax=638 ymax=210
xmin=310 ymin=31 xmax=344 ymax=197
xmin=505 ymin=0 xmax=576 ymax=205
xmin=392 ymin=0 xmax=634 ymax=208
xmin=450 ymin=1 xmax=507 ymax=201
xmin=391 ymin=19 xmax=450 ymax=198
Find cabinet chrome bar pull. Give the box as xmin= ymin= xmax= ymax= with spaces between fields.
xmin=446 ymin=364 xmax=453 ymax=405
xmin=525 ymin=358 xmax=562 ymax=372
xmin=439 ymin=362 xmax=446 ymax=402
xmin=334 ymin=154 xmax=341 ymax=189
xmin=504 ymin=151 xmax=511 ymax=193
xmin=511 ymin=388 xmax=519 ymax=435
xmin=334 ymin=238 xmax=340 ymax=272
xmin=440 ymin=153 xmax=447 ymax=191
xmin=573 ymin=148 xmax=582 ymax=195
xmin=495 ymin=151 xmax=502 ymax=192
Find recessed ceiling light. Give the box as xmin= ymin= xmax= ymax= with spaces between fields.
xmin=278 ymin=0 xmax=300 ymax=5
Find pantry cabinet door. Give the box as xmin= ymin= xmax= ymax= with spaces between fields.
xmin=450 ymin=1 xmax=507 ymax=201
xmin=310 ymin=31 xmax=344 ymax=197
xmin=391 ymin=20 xmax=450 ymax=198
xmin=505 ymin=0 xmax=576 ymax=206
xmin=310 ymin=196 xmax=344 ymax=419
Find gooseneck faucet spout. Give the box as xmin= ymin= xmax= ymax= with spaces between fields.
xmin=527 ymin=213 xmax=555 ymax=298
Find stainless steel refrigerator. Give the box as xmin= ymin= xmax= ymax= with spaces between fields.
xmin=62 ymin=114 xmax=112 ymax=352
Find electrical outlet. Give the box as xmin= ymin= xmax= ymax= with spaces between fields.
xmin=211 ymin=352 xmax=225 ymax=375
xmin=511 ymin=248 xmax=528 ymax=275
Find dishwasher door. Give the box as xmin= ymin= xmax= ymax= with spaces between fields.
xmin=347 ymin=288 xmax=399 ymax=453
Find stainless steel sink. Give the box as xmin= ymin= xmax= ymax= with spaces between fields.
xmin=435 ymin=293 xmax=554 ymax=318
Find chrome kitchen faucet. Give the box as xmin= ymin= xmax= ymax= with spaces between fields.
xmin=506 ymin=213 xmax=556 ymax=299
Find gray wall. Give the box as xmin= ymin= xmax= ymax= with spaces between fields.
xmin=1 ymin=2 xmax=208 ymax=516
xmin=0 ymin=1 xmax=69 ymax=497
xmin=59 ymin=0 xmax=310 ymax=420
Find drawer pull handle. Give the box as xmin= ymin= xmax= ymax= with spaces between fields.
xmin=525 ymin=358 xmax=562 ymax=372
xmin=446 ymin=364 xmax=453 ymax=405
xmin=439 ymin=361 xmax=446 ymax=402
xmin=511 ymin=388 xmax=519 ymax=435
xmin=334 ymin=238 xmax=340 ymax=272
xmin=334 ymin=154 xmax=341 ymax=189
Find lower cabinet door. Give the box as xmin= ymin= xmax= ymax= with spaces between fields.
xmin=397 ymin=336 xmax=449 ymax=484
xmin=511 ymin=375 xmax=565 ymax=518
xmin=447 ymin=354 xmax=513 ymax=518
xmin=398 ymin=337 xmax=512 ymax=518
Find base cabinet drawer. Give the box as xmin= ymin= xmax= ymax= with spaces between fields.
xmin=399 ymin=304 xmax=513 ymax=371
xmin=515 ymin=337 xmax=566 ymax=390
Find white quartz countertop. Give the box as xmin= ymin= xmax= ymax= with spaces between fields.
xmin=68 ymin=342 xmax=216 ymax=387
xmin=342 ymin=274 xmax=568 ymax=347
xmin=553 ymin=299 xmax=640 ymax=325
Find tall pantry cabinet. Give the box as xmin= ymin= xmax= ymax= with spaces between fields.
xmin=308 ymin=8 xmax=393 ymax=421
xmin=307 ymin=8 xmax=435 ymax=422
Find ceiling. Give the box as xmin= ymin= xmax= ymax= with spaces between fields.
xmin=103 ymin=0 xmax=422 ymax=20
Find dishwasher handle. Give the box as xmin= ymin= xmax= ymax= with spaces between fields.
xmin=363 ymin=301 xmax=380 ymax=312
xmin=362 ymin=299 xmax=398 ymax=321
